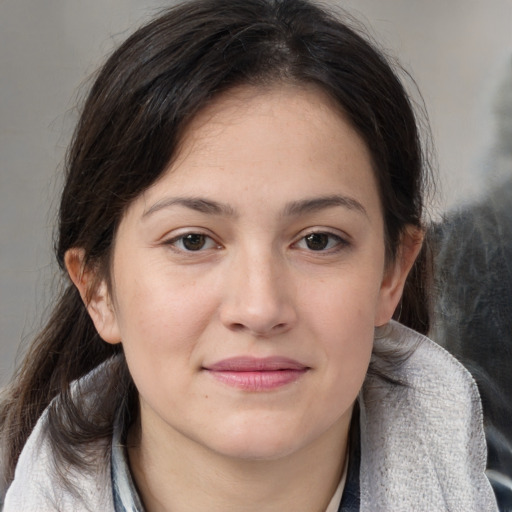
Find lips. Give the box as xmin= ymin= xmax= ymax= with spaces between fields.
xmin=204 ymin=357 xmax=309 ymax=391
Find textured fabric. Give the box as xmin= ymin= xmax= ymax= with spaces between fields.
xmin=2 ymin=405 xmax=114 ymax=511
xmin=359 ymin=321 xmax=497 ymax=511
xmin=2 ymin=321 xmax=498 ymax=511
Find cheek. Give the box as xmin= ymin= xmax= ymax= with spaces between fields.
xmin=327 ymin=324 xmax=374 ymax=389
xmin=303 ymin=265 xmax=384 ymax=334
xmin=113 ymin=281 xmax=220 ymax=418
xmin=111 ymin=267 xmax=221 ymax=386
xmin=301 ymin=270 xmax=380 ymax=388
xmin=315 ymin=322 xmax=373 ymax=433
xmin=318 ymin=306 xmax=374 ymax=385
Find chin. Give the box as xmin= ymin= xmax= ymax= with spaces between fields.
xmin=201 ymin=420 xmax=315 ymax=462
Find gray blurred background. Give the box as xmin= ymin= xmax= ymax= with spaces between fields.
xmin=1 ymin=0 xmax=511 ymax=384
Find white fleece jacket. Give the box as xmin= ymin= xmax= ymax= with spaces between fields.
xmin=2 ymin=321 xmax=499 ymax=511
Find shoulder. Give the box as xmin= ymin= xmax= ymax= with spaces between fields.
xmin=2 ymin=363 xmax=116 ymax=512
xmin=359 ymin=321 xmax=498 ymax=512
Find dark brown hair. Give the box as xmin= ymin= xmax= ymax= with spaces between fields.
xmin=0 ymin=0 xmax=432 ymax=491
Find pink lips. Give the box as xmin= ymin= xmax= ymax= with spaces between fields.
xmin=204 ymin=357 xmax=308 ymax=391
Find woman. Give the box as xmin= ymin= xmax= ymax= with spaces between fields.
xmin=0 ymin=0 xmax=497 ymax=510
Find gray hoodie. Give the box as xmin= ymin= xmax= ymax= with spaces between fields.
xmin=2 ymin=321 xmax=498 ymax=511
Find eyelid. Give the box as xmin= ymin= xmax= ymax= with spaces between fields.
xmin=162 ymin=229 xmax=222 ymax=252
xmin=292 ymin=228 xmax=351 ymax=251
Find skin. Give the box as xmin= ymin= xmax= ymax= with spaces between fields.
xmin=67 ymin=84 xmax=421 ymax=512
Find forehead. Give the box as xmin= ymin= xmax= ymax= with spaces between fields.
xmin=134 ymin=83 xmax=381 ymax=222
xmin=179 ymin=83 xmax=362 ymax=161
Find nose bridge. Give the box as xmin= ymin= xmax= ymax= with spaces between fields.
xmin=220 ymin=241 xmax=295 ymax=335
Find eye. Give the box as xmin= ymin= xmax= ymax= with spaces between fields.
xmin=295 ymin=232 xmax=347 ymax=251
xmin=166 ymin=233 xmax=219 ymax=252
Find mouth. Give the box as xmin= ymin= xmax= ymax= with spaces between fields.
xmin=203 ymin=357 xmax=309 ymax=391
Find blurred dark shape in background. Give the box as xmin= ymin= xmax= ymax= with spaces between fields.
xmin=432 ymin=58 xmax=512 ymax=510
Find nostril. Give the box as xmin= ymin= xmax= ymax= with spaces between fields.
xmin=227 ymin=321 xmax=289 ymax=336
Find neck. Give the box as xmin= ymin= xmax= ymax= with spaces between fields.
xmin=128 ymin=410 xmax=351 ymax=512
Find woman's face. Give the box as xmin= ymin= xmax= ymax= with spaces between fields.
xmin=86 ymin=85 xmax=408 ymax=461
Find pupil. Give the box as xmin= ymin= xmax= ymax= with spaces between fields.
xmin=305 ymin=233 xmax=328 ymax=250
xmin=183 ymin=234 xmax=205 ymax=251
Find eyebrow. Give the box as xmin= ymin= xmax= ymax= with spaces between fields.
xmin=282 ymin=195 xmax=368 ymax=218
xmin=142 ymin=194 xmax=367 ymax=219
xmin=142 ymin=197 xmax=237 ymax=218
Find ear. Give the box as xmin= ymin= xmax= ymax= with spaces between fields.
xmin=65 ymin=248 xmax=121 ymax=344
xmin=375 ymin=226 xmax=424 ymax=327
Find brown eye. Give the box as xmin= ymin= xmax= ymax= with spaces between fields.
xmin=295 ymin=232 xmax=347 ymax=252
xmin=304 ymin=233 xmax=330 ymax=251
xmin=182 ymin=233 xmax=207 ymax=251
xmin=165 ymin=232 xmax=219 ymax=253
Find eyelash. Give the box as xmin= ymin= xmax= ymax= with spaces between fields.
xmin=292 ymin=231 xmax=349 ymax=253
xmin=164 ymin=232 xmax=220 ymax=252
xmin=164 ymin=230 xmax=349 ymax=254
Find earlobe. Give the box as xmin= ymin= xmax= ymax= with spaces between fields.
xmin=64 ymin=248 xmax=121 ymax=345
xmin=375 ymin=226 xmax=424 ymax=327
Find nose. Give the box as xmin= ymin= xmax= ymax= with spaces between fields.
xmin=219 ymin=247 xmax=297 ymax=337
